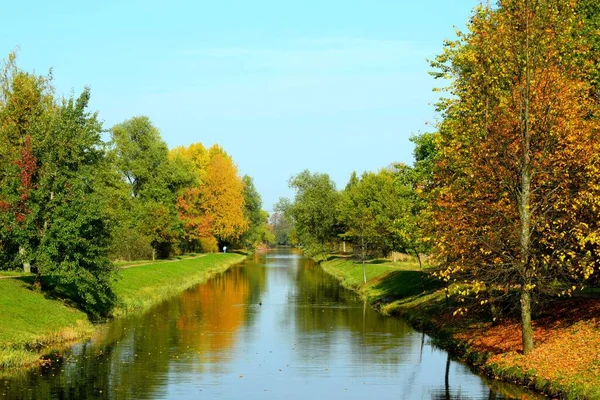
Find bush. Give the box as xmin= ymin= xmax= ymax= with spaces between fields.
xmin=198 ymin=236 xmax=219 ymax=253
xmin=109 ymin=226 xmax=153 ymax=261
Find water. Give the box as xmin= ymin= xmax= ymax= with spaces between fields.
xmin=2 ymin=249 xmax=543 ymax=399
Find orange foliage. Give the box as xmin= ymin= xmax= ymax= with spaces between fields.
xmin=198 ymin=151 xmax=248 ymax=241
xmin=454 ymin=298 xmax=600 ymax=393
xmin=176 ymin=187 xmax=212 ymax=242
xmin=457 ymin=299 xmax=600 ymax=354
xmin=173 ymin=144 xmax=248 ymax=244
xmin=431 ymin=0 xmax=600 ymax=354
xmin=489 ymin=320 xmax=600 ymax=389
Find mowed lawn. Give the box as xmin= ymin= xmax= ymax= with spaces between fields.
xmin=321 ymin=256 xmax=438 ymax=302
xmin=113 ymin=253 xmax=245 ymax=315
xmin=0 ymin=278 xmax=90 ymax=348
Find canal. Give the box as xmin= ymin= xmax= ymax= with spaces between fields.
xmin=3 ymin=248 xmax=542 ymax=399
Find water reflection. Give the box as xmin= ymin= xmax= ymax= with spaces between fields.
xmin=2 ymin=249 xmax=542 ymax=399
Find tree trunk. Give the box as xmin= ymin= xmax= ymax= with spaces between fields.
xmin=362 ymin=258 xmax=367 ymax=285
xmin=520 ymin=288 xmax=534 ymax=354
xmin=19 ymin=246 xmax=31 ymax=274
xmin=361 ymin=231 xmax=367 ymax=284
xmin=489 ymin=295 xmax=501 ymax=325
xmin=419 ymin=331 xmax=425 ymax=363
xmin=518 ymin=0 xmax=534 ymax=355
xmin=152 ymin=247 xmax=156 ymax=261
xmin=34 ymin=273 xmax=41 ymax=290
xmin=413 ymin=249 xmax=425 ymax=292
xmin=445 ymin=353 xmax=451 ymax=399
xmin=362 ymin=299 xmax=366 ymax=339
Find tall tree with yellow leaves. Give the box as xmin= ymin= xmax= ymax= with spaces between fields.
xmin=174 ymin=144 xmax=248 ymax=248
xmin=200 ymin=150 xmax=248 ymax=243
xmin=431 ymin=0 xmax=600 ymax=354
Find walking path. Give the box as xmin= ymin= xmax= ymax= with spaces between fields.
xmin=119 ymin=254 xmax=207 ymax=269
xmin=0 ymin=254 xmax=209 ymax=279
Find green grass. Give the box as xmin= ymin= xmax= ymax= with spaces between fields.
xmin=0 ymin=278 xmax=93 ymax=369
xmin=321 ymin=256 xmax=450 ymax=330
xmin=113 ymin=253 xmax=245 ymax=315
xmin=0 ymin=271 xmax=33 ymax=277
xmin=0 ymin=252 xmax=245 ymax=370
xmin=321 ymin=256 xmax=439 ymax=302
xmin=113 ymin=252 xmax=205 ymax=268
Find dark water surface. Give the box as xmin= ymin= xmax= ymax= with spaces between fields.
xmin=3 ymin=249 xmax=543 ymax=399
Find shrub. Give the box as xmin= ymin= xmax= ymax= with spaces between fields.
xmin=199 ymin=236 xmax=219 ymax=253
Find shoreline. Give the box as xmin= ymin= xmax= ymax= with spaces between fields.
xmin=320 ymin=256 xmax=600 ymax=400
xmin=0 ymin=253 xmax=246 ymax=373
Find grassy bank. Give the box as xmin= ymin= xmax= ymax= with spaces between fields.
xmin=0 ymin=278 xmax=93 ymax=370
xmin=113 ymin=253 xmax=245 ymax=315
xmin=0 ymin=252 xmax=245 ymax=371
xmin=321 ymin=256 xmax=600 ymax=399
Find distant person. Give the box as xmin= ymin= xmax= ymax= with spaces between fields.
xmin=223 ymin=246 xmax=227 ymax=253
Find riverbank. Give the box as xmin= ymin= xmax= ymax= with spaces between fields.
xmin=0 ymin=253 xmax=245 ymax=371
xmin=321 ymin=256 xmax=600 ymax=399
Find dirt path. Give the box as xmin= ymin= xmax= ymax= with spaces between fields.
xmin=0 ymin=274 xmax=26 ymax=280
xmin=0 ymin=254 xmax=210 ymax=279
xmin=119 ymin=254 xmax=207 ymax=269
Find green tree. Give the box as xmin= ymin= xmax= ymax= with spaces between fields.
xmin=288 ymin=171 xmax=340 ymax=260
xmin=238 ymin=176 xmax=272 ymax=249
xmin=270 ymin=197 xmax=297 ymax=246
xmin=339 ymin=170 xmax=402 ymax=282
xmin=389 ymin=163 xmax=431 ymax=290
xmin=109 ymin=116 xmax=191 ymax=259
xmin=0 ymin=54 xmax=117 ymax=317
xmin=0 ymin=53 xmax=53 ymax=273
xmin=576 ymin=0 xmax=600 ymax=99
xmin=110 ymin=116 xmax=171 ymax=199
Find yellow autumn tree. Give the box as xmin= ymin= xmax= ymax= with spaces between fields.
xmin=173 ymin=144 xmax=248 ymax=248
xmin=430 ymin=0 xmax=600 ymax=354
xmin=200 ymin=149 xmax=248 ymax=242
xmin=170 ymin=142 xmax=210 ymax=185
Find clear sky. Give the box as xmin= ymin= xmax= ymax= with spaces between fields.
xmin=1 ymin=0 xmax=481 ymax=211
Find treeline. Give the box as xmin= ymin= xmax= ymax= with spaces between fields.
xmin=278 ymin=162 xmax=427 ymax=270
xmin=108 ymin=119 xmax=272 ymax=260
xmin=284 ymin=0 xmax=600 ymax=354
xmin=0 ymin=54 xmax=271 ymax=317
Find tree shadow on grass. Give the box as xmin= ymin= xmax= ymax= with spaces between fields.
xmin=366 ymin=259 xmax=388 ymax=265
xmin=371 ymin=270 xmax=443 ymax=301
xmin=15 ymin=275 xmax=112 ymax=320
xmin=16 ymin=275 xmax=79 ymax=306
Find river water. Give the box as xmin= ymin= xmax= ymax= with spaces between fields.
xmin=3 ymin=249 xmax=542 ymax=399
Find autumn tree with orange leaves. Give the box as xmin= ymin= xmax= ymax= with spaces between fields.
xmin=430 ymin=0 xmax=600 ymax=354
xmin=174 ymin=144 xmax=249 ymax=250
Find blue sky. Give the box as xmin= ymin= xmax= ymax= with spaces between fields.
xmin=1 ymin=0 xmax=481 ymax=211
